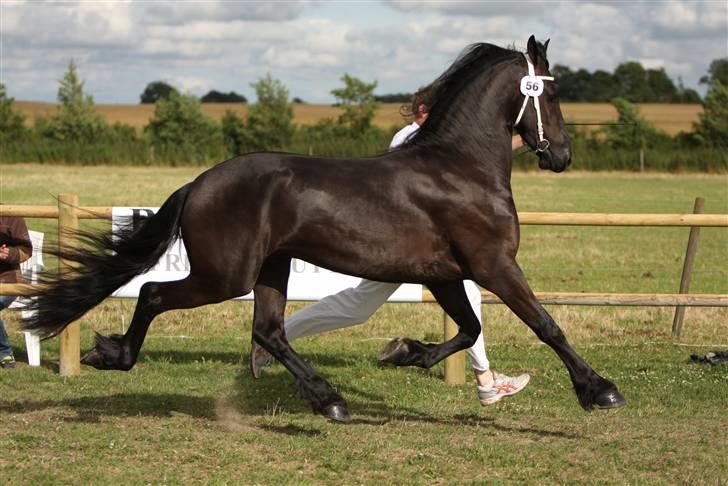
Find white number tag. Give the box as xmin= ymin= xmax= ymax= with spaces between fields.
xmin=520 ymin=76 xmax=544 ymax=96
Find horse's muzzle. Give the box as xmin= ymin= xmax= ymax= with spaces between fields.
xmin=539 ymin=146 xmax=571 ymax=173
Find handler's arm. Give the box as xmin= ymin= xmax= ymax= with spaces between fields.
xmin=511 ymin=134 xmax=524 ymax=151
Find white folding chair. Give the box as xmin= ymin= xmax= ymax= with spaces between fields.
xmin=10 ymin=230 xmax=44 ymax=366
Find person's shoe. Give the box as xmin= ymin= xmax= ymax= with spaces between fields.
xmin=477 ymin=372 xmax=530 ymax=405
xmin=250 ymin=341 xmax=274 ymax=379
xmin=0 ymin=355 xmax=16 ymax=369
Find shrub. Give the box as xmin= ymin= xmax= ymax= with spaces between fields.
xmin=144 ymin=91 xmax=224 ymax=164
xmin=221 ymin=109 xmax=247 ymax=156
xmin=603 ymin=97 xmax=671 ymax=150
xmin=693 ymin=82 xmax=728 ymax=148
xmin=0 ymin=83 xmax=28 ymax=144
xmin=245 ymin=74 xmax=295 ymax=151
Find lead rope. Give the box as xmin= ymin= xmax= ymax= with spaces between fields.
xmin=514 ymin=53 xmax=554 ymax=152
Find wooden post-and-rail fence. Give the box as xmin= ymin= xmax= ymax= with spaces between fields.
xmin=1 ymin=196 xmax=727 ymax=383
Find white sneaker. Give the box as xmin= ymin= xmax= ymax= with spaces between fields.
xmin=250 ymin=340 xmax=275 ymax=379
xmin=477 ymin=372 xmax=530 ymax=405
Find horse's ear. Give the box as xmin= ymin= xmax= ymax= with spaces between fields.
xmin=544 ymin=39 xmax=550 ymax=53
xmin=526 ymin=35 xmax=539 ymax=63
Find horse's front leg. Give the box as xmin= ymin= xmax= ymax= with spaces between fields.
xmin=252 ymin=258 xmax=351 ymax=423
xmin=378 ymin=281 xmax=480 ymax=369
xmin=480 ymin=259 xmax=625 ymax=410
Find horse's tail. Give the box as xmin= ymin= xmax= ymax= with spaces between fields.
xmin=23 ymin=184 xmax=192 ymax=339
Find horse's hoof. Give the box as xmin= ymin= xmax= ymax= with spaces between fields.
xmin=594 ymin=387 xmax=626 ymax=410
xmin=322 ymin=403 xmax=352 ymax=424
xmin=377 ymin=337 xmax=408 ymax=366
xmin=81 ymin=348 xmax=106 ymax=369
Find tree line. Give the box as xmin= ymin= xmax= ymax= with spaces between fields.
xmin=0 ymin=58 xmax=726 ymax=171
xmin=141 ymin=59 xmax=726 ymax=106
xmin=1 ymin=61 xmax=387 ymax=165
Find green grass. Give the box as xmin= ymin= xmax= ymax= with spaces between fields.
xmin=1 ymin=324 xmax=726 ymax=483
xmin=0 ymin=166 xmax=727 ymax=483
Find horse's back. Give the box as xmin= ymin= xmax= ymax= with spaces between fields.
xmin=179 ymin=150 xmax=490 ymax=283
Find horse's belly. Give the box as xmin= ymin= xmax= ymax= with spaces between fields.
xmin=292 ymin=238 xmax=464 ymax=284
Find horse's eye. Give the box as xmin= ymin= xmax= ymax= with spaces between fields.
xmin=548 ymin=85 xmax=559 ymax=101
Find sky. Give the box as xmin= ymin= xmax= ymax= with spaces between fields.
xmin=1 ymin=0 xmax=726 ymax=104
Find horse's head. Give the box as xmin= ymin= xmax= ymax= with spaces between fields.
xmin=515 ymin=35 xmax=571 ymax=173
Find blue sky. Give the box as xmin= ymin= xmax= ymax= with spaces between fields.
xmin=1 ymin=1 xmax=726 ymax=104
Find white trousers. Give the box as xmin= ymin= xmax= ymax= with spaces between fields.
xmin=284 ymin=279 xmax=490 ymax=372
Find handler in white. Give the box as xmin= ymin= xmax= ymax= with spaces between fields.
xmin=252 ymin=91 xmax=530 ymax=405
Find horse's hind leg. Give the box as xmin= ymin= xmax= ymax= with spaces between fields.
xmin=252 ymin=256 xmax=351 ymax=423
xmin=82 ymin=275 xmax=232 ymax=371
xmin=379 ymin=281 xmax=481 ymax=369
xmin=482 ymin=260 xmax=625 ymax=410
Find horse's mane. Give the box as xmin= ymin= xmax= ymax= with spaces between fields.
xmin=404 ymin=43 xmax=522 ymax=148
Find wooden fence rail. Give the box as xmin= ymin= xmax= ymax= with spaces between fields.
xmin=1 ymin=198 xmax=727 ymax=382
xmin=2 ymin=205 xmax=728 ymax=226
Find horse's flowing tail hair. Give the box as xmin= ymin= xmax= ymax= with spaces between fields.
xmin=23 ymin=184 xmax=191 ymax=339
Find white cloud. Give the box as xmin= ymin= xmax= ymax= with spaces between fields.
xmin=386 ymin=0 xmax=544 ymax=17
xmin=1 ymin=0 xmax=724 ymax=103
xmin=138 ymin=1 xmax=309 ymax=25
xmin=650 ymin=0 xmax=726 ymax=38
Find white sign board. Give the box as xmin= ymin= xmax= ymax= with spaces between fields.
xmin=111 ymin=207 xmax=423 ymax=302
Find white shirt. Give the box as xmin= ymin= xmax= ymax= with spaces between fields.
xmin=388 ymin=121 xmax=420 ymax=150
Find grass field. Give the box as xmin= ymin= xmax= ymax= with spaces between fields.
xmin=14 ymin=101 xmax=703 ymax=136
xmin=0 ymin=166 xmax=726 ymax=483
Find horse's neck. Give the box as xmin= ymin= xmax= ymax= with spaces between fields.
xmin=437 ymin=63 xmax=519 ymax=165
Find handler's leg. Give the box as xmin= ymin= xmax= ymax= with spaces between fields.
xmin=251 ymin=280 xmax=399 ymax=377
xmin=285 ymin=280 xmax=401 ymax=340
xmin=465 ymin=281 xmax=530 ymax=404
xmin=463 ymin=281 xmax=489 ymax=373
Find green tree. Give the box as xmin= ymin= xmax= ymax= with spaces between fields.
xmin=676 ymin=77 xmax=702 ymax=103
xmin=42 ymin=60 xmax=106 ymax=142
xmin=245 ymin=74 xmax=295 ymax=150
xmin=699 ymin=58 xmax=728 ymax=88
xmin=585 ymin=70 xmax=619 ymax=102
xmin=614 ymin=62 xmax=653 ymax=102
xmin=694 ymin=81 xmax=728 ymax=147
xmin=145 ymin=91 xmax=221 ymax=157
xmin=646 ymin=68 xmax=677 ymax=102
xmin=140 ymin=81 xmax=179 ymax=104
xmin=201 ymin=90 xmax=247 ymax=103
xmin=331 ymin=74 xmax=379 ymax=133
xmin=0 ymin=83 xmax=28 ymax=143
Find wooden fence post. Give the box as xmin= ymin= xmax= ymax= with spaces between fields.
xmin=443 ymin=312 xmax=466 ymax=385
xmin=58 ymin=194 xmax=81 ymax=376
xmin=672 ymin=197 xmax=705 ymax=340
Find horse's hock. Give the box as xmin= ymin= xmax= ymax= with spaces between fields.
xmin=0 ymin=195 xmax=727 ymax=381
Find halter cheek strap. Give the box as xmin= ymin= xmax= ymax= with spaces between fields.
xmin=514 ymin=53 xmax=554 ymax=152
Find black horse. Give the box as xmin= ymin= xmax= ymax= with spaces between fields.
xmin=25 ymin=36 xmax=625 ymax=423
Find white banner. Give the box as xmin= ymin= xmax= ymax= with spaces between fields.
xmin=111 ymin=207 xmax=423 ymax=302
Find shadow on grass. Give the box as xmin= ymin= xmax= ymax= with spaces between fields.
xmin=231 ymin=370 xmax=580 ymax=439
xmin=0 ymin=393 xmax=216 ymax=421
xmin=137 ymin=349 xmax=362 ymax=368
xmin=5 ymin=344 xmax=579 ymax=439
xmin=140 ymin=349 xmax=244 ymax=364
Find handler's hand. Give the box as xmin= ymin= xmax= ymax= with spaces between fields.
xmin=0 ymin=244 xmax=9 ymax=261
